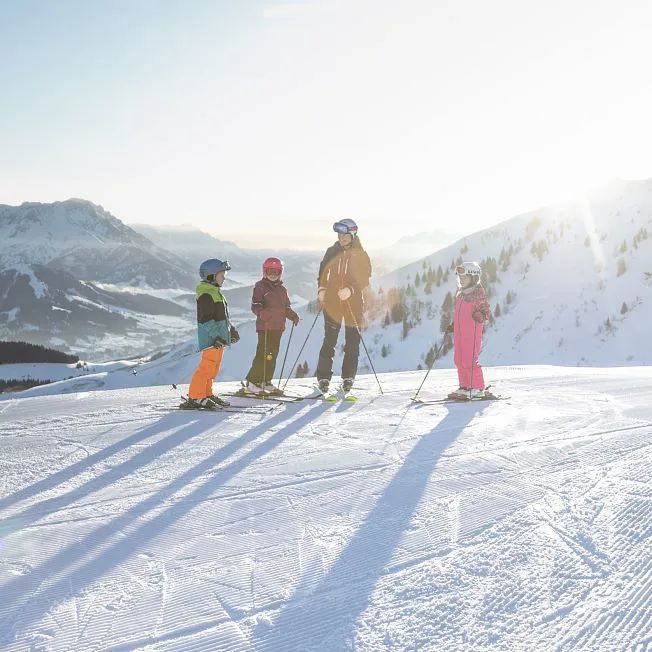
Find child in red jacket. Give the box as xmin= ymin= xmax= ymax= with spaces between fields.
xmin=244 ymin=257 xmax=300 ymax=395
xmin=448 ymin=262 xmax=491 ymax=400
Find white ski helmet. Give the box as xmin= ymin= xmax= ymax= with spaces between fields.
xmin=456 ymin=261 xmax=481 ymax=277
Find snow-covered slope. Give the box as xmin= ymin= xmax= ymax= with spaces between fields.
xmin=1 ymin=368 xmax=650 ymax=650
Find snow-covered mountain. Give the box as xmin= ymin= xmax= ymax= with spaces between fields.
xmin=366 ymin=178 xmax=652 ymax=370
xmin=0 ymin=264 xmax=194 ymax=361
xmin=0 ymin=201 xmax=196 ymax=359
xmin=0 ymin=199 xmax=195 ymax=289
xmin=1 ymin=367 xmax=650 ymax=650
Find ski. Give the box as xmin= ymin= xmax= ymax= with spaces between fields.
xmin=171 ymin=405 xmax=272 ymax=413
xmin=224 ymin=389 xmax=304 ymax=403
xmin=412 ymin=394 xmax=509 ymax=405
xmin=320 ymin=388 xmax=358 ymax=403
xmin=173 ymin=394 xmax=276 ymax=414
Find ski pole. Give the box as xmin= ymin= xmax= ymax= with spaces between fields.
xmin=282 ymin=307 xmax=322 ymax=390
xmin=412 ymin=337 xmax=446 ymax=402
xmin=469 ymin=321 xmax=478 ymax=400
xmin=276 ymin=321 xmax=295 ymax=388
xmin=347 ymin=302 xmax=383 ymax=395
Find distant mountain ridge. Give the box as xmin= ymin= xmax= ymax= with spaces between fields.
xmin=0 ymin=199 xmax=195 ymax=289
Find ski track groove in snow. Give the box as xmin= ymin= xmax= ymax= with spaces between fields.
xmin=0 ymin=367 xmax=651 ymax=650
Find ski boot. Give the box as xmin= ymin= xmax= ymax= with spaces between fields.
xmin=317 ymin=378 xmax=330 ymax=396
xmin=244 ymin=381 xmax=266 ymax=395
xmin=179 ymin=398 xmax=203 ymax=410
xmin=469 ymin=388 xmax=485 ymax=400
xmin=341 ymin=378 xmax=358 ymax=402
xmin=263 ymin=382 xmax=283 ymax=396
xmin=447 ymin=387 xmax=470 ymax=400
xmin=204 ymin=395 xmax=230 ymax=409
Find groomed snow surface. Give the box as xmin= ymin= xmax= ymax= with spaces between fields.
xmin=1 ymin=367 xmax=650 ymax=651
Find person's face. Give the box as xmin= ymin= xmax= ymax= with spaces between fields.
xmin=214 ymin=270 xmax=226 ymax=286
xmin=458 ymin=273 xmax=472 ymax=288
xmin=265 ymin=269 xmax=281 ymax=282
xmin=338 ymin=232 xmax=353 ymax=248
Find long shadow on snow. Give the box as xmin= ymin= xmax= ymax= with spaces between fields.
xmin=258 ymin=403 xmax=487 ymax=651
xmin=0 ymin=411 xmax=204 ymax=512
xmin=0 ymin=401 xmax=330 ymax=644
xmin=0 ymin=412 xmax=232 ymax=536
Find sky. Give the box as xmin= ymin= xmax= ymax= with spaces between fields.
xmin=1 ymin=0 xmax=652 ymax=250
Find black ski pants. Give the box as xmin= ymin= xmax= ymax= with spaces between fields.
xmin=246 ymin=330 xmax=282 ymax=385
xmin=316 ymin=311 xmax=360 ymax=381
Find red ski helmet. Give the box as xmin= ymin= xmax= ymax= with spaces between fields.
xmin=263 ymin=257 xmax=284 ymax=276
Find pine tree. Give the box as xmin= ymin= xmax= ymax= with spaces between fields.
xmin=436 ymin=265 xmax=443 ymax=285
xmin=440 ymin=312 xmax=451 ymax=333
xmin=494 ymin=303 xmax=502 ymax=317
xmin=402 ymin=318 xmax=411 ymax=340
xmin=621 ymin=301 xmax=628 ymax=315
xmin=391 ymin=301 xmax=406 ymax=323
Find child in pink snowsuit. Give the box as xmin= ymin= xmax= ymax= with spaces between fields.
xmin=449 ymin=262 xmax=491 ymax=399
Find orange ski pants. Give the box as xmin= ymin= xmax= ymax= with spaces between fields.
xmin=188 ymin=347 xmax=224 ymax=399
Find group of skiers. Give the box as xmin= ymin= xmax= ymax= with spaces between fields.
xmin=181 ymin=218 xmax=491 ymax=409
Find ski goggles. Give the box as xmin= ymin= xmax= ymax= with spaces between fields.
xmin=333 ymin=221 xmax=358 ymax=235
xmin=217 ymin=260 xmax=232 ymax=272
xmin=264 ymin=268 xmax=282 ymax=275
xmin=456 ymin=265 xmax=479 ymax=276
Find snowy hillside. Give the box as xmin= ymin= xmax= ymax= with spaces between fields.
xmin=336 ymin=178 xmax=652 ymax=373
xmin=1 ymin=367 xmax=650 ymax=650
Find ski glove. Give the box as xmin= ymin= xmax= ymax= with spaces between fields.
xmin=317 ymin=287 xmax=326 ymax=303
xmin=472 ymin=310 xmax=485 ymax=324
xmin=337 ymin=287 xmax=352 ymax=301
xmin=229 ymin=326 xmax=240 ymax=343
xmin=287 ymin=309 xmax=300 ymax=326
xmin=213 ymin=336 xmax=228 ymax=348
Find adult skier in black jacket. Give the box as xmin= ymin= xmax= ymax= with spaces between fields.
xmin=315 ymin=219 xmax=372 ymax=394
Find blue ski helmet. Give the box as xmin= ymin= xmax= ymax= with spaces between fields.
xmin=199 ymin=258 xmax=231 ymax=280
xmin=333 ymin=218 xmax=358 ymax=235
